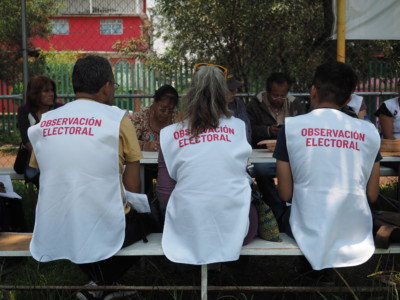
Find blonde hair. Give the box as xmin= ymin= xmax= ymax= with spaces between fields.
xmin=182 ymin=66 xmax=231 ymax=136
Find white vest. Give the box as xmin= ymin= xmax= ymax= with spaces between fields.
xmin=348 ymin=94 xmax=363 ymax=115
xmin=28 ymin=100 xmax=126 ymax=263
xmin=285 ymin=108 xmax=380 ymax=270
xmin=160 ymin=117 xmax=252 ymax=265
xmin=383 ymin=97 xmax=400 ymax=138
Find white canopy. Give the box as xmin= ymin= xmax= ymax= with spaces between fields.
xmin=332 ymin=0 xmax=400 ymax=40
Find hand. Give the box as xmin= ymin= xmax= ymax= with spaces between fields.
xmin=270 ymin=125 xmax=280 ymax=137
xmin=257 ymin=140 xmax=276 ymax=152
xmin=143 ymin=140 xmax=160 ymax=151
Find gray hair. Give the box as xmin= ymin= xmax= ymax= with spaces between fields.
xmin=182 ymin=65 xmax=232 ymax=136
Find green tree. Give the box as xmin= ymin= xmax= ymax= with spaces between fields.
xmin=149 ymin=0 xmax=336 ymax=92
xmin=0 ymin=0 xmax=59 ymax=84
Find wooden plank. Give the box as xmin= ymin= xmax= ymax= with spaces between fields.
xmin=1 ymin=232 xmax=399 ymax=258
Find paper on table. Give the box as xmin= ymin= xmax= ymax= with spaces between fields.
xmin=125 ymin=190 xmax=150 ymax=213
xmin=0 ymin=175 xmax=22 ymax=199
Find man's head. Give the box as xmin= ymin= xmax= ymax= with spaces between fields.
xmin=72 ymin=55 xmax=115 ymax=105
xmin=265 ymin=72 xmax=291 ymax=109
xmin=310 ymin=61 xmax=358 ymax=109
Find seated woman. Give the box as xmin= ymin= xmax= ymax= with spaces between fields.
xmin=17 ymin=76 xmax=62 ymax=187
xmin=132 ymin=84 xmax=179 ymax=194
xmin=157 ymin=63 xmax=257 ymax=265
xmin=132 ymin=84 xmax=179 ymax=151
xmin=375 ymin=86 xmax=400 ymax=139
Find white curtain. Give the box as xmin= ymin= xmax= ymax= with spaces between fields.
xmin=332 ymin=0 xmax=400 ymax=40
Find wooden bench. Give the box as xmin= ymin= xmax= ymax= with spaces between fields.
xmin=1 ymin=232 xmax=399 ymax=300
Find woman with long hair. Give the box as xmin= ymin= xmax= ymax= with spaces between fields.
xmin=17 ymin=76 xmax=62 ymax=186
xmin=157 ymin=64 xmax=257 ymax=265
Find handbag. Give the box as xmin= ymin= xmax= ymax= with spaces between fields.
xmin=13 ymin=143 xmax=29 ymax=175
xmin=252 ymin=187 xmax=281 ymax=242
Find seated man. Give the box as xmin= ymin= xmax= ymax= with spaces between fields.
xmin=274 ymin=61 xmax=381 ymax=270
xmin=28 ymin=56 xmax=145 ymax=299
xmin=247 ymin=72 xmax=304 ymax=228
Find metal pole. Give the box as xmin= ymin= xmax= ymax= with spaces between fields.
xmin=336 ymin=0 xmax=346 ymax=62
xmin=201 ymin=265 xmax=208 ymax=300
xmin=21 ymin=0 xmax=29 ymax=103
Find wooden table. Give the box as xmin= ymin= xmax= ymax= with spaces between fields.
xmin=141 ymin=150 xmax=400 ymax=197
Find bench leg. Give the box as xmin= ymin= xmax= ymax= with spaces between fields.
xmin=201 ymin=264 xmax=208 ymax=300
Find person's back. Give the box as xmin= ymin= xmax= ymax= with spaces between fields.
xmin=29 ymin=101 xmax=126 ymax=262
xmin=28 ymin=55 xmax=144 ymax=299
xmin=284 ymin=110 xmax=379 ymax=269
xmin=274 ymin=61 xmax=381 ymax=270
xmin=158 ymin=64 xmax=253 ymax=265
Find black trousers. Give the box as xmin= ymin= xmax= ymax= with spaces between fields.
xmin=0 ymin=197 xmax=26 ymax=232
xmin=78 ymin=208 xmax=148 ymax=285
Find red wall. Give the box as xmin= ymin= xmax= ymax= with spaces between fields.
xmin=32 ymin=16 xmax=143 ymax=52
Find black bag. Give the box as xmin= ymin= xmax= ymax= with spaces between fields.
xmin=13 ymin=143 xmax=29 ymax=174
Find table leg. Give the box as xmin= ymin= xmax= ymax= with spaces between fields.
xmin=140 ymin=164 xmax=145 ymax=193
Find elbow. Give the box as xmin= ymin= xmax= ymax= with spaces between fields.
xmin=277 ymin=188 xmax=292 ymax=203
xmin=367 ymin=191 xmax=379 ymax=204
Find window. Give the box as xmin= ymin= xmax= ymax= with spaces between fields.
xmin=100 ymin=20 xmax=123 ymax=35
xmin=51 ymin=20 xmax=69 ymax=35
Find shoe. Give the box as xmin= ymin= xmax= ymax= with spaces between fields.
xmin=103 ymin=289 xmax=136 ymax=300
xmin=76 ymin=281 xmax=103 ymax=300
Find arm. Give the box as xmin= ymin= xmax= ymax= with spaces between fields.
xmin=276 ymin=160 xmax=293 ymax=202
xmin=380 ymin=114 xmax=395 ymax=139
xmin=273 ymin=126 xmax=292 ymax=202
xmin=357 ymin=99 xmax=368 ymax=120
xmin=17 ymin=106 xmax=34 ymax=152
xmin=357 ymin=109 xmax=367 ymax=120
xmin=157 ymin=148 xmax=176 ymax=206
xmin=123 ymin=161 xmax=141 ymax=193
xmin=366 ymin=162 xmax=380 ymax=203
xmin=120 ymin=116 xmax=143 ymax=193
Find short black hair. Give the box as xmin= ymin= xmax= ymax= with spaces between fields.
xmin=312 ymin=61 xmax=358 ymax=106
xmin=72 ymin=56 xmax=113 ymax=94
xmin=154 ymin=84 xmax=179 ymax=106
xmin=265 ymin=72 xmax=291 ymax=92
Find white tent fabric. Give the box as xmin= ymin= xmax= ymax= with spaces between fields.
xmin=332 ymin=0 xmax=400 ymax=40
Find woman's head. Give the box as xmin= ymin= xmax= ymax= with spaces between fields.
xmin=26 ymin=76 xmax=57 ymax=110
xmin=152 ymin=85 xmax=179 ymax=123
xmin=183 ymin=64 xmax=231 ymax=136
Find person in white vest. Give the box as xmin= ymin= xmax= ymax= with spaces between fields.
xmin=157 ymin=63 xmax=257 ymax=265
xmin=28 ymin=56 xmax=144 ymax=300
xmin=272 ymin=61 xmax=381 ymax=272
xmin=343 ymin=94 xmax=367 ymax=119
xmin=375 ymin=80 xmax=400 ymax=139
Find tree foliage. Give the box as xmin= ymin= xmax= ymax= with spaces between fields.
xmin=148 ymin=0 xmax=400 ymax=92
xmin=0 ymin=0 xmax=59 ymax=84
xmin=150 ymin=0 xmax=335 ymax=92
